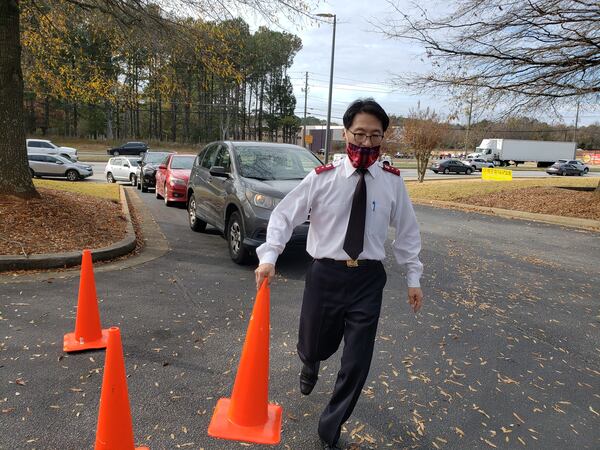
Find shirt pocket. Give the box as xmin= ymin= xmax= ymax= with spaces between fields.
xmin=367 ymin=198 xmax=392 ymax=242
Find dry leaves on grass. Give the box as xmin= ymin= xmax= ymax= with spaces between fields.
xmin=458 ymin=186 xmax=600 ymax=220
xmin=0 ymin=188 xmax=126 ymax=255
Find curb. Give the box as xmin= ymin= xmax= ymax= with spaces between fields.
xmin=413 ymin=198 xmax=600 ymax=232
xmin=0 ymin=185 xmax=136 ymax=272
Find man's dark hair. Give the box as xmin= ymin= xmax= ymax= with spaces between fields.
xmin=343 ymin=98 xmax=389 ymax=132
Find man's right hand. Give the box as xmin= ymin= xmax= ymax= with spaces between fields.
xmin=255 ymin=263 xmax=275 ymax=290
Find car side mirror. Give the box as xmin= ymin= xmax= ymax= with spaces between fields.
xmin=56 ymin=161 xmax=64 ymax=165
xmin=137 ymin=161 xmax=142 ymax=166
xmin=209 ymin=166 xmax=229 ymax=177
xmin=158 ymin=164 xmax=167 ymax=170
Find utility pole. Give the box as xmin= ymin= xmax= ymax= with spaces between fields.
xmin=573 ymin=100 xmax=580 ymax=143
xmin=317 ymin=13 xmax=337 ymax=163
xmin=464 ymin=91 xmax=474 ymax=154
xmin=303 ymin=71 xmax=308 ymax=147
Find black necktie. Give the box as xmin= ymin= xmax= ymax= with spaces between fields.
xmin=343 ymin=169 xmax=367 ymax=260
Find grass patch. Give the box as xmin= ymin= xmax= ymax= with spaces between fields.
xmin=33 ymin=179 xmax=120 ymax=201
xmin=406 ymin=177 xmax=599 ymax=202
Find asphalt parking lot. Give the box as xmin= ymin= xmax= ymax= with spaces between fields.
xmin=1 ymin=187 xmax=599 ymax=449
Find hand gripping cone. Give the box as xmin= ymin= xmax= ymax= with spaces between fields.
xmin=208 ymin=281 xmax=282 ymax=444
xmin=63 ymin=249 xmax=109 ymax=352
xmin=95 ymin=327 xmax=149 ymax=450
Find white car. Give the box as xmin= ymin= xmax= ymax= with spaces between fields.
xmin=557 ymin=159 xmax=589 ymax=174
xmin=463 ymin=158 xmax=495 ymax=171
xmin=104 ymin=156 xmax=141 ymax=185
xmin=26 ymin=139 xmax=78 ymax=161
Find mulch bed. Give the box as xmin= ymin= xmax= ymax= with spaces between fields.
xmin=0 ymin=188 xmax=127 ymax=256
xmin=459 ymin=186 xmax=600 ymax=221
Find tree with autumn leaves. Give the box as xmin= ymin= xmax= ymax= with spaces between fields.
xmin=0 ymin=0 xmax=314 ymax=199
xmin=402 ymin=108 xmax=450 ymax=183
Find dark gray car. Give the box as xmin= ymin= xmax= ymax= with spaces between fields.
xmin=187 ymin=141 xmax=322 ymax=264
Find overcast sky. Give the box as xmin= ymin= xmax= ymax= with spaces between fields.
xmin=250 ymin=0 xmax=598 ymax=127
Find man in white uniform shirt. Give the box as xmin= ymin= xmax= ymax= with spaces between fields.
xmin=255 ymin=98 xmax=423 ymax=449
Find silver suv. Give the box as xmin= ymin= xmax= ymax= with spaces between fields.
xmin=28 ymin=153 xmax=93 ymax=181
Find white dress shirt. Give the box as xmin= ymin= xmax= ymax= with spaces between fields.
xmin=256 ymin=156 xmax=424 ymax=287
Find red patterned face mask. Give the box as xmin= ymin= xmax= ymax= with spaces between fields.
xmin=345 ymin=142 xmax=381 ymax=169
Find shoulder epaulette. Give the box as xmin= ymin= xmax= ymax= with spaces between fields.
xmin=315 ymin=163 xmax=336 ymax=174
xmin=382 ymin=164 xmax=401 ymax=176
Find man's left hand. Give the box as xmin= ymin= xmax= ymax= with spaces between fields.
xmin=408 ymin=287 xmax=423 ymax=313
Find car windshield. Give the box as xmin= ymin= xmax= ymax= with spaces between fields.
xmin=53 ymin=155 xmax=72 ymax=164
xmin=171 ymin=155 xmax=194 ymax=169
xmin=235 ymin=145 xmax=321 ymax=180
xmin=61 ymin=154 xmax=75 ymax=162
xmin=125 ymin=157 xmax=140 ymax=164
xmin=145 ymin=152 xmax=170 ymax=163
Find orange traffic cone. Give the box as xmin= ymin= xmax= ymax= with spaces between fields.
xmin=208 ymin=281 xmax=282 ymax=444
xmin=63 ymin=249 xmax=109 ymax=352
xmin=95 ymin=327 xmax=148 ymax=450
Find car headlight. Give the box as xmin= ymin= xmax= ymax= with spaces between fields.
xmin=245 ymin=190 xmax=280 ymax=210
xmin=169 ymin=177 xmax=186 ymax=186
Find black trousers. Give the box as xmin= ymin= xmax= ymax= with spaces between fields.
xmin=297 ymin=259 xmax=387 ymax=445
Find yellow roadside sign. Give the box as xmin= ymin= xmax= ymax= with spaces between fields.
xmin=304 ymin=134 xmax=313 ymax=144
xmin=482 ymin=167 xmax=512 ymax=181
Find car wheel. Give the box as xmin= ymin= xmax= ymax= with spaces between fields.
xmin=141 ymin=176 xmax=148 ymax=192
xmin=561 ymin=170 xmax=567 ymax=176
xmin=584 ymin=168 xmax=589 ymax=174
xmin=187 ymin=195 xmax=207 ymax=232
xmin=106 ymin=172 xmax=115 ymax=183
xmin=471 ymin=165 xmax=477 ymax=171
xmin=136 ymin=175 xmax=141 ymax=190
xmin=66 ymin=169 xmax=79 ymax=182
xmin=466 ymin=168 xmax=472 ymax=175
xmin=113 ymin=151 xmax=120 ymax=156
xmin=578 ymin=171 xmax=583 ymax=176
xmin=227 ymin=211 xmax=252 ymax=265
xmin=164 ymin=185 xmax=172 ymax=206
xmin=443 ymin=168 xmax=450 ymax=174
xmin=130 ymin=174 xmax=137 ymax=186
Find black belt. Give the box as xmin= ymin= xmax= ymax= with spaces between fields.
xmin=316 ymin=258 xmax=381 ymax=268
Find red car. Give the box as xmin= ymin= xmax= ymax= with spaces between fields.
xmin=155 ymin=154 xmax=195 ymax=206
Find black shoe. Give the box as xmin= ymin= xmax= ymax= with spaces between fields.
xmin=299 ymin=361 xmax=320 ymax=395
xmin=320 ymin=438 xmax=342 ymax=449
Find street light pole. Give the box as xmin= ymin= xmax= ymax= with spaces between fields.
xmin=317 ymin=13 xmax=336 ymax=164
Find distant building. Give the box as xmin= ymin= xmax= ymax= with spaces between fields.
xmin=296 ymin=125 xmax=345 ymax=152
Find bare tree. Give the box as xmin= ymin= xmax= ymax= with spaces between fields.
xmin=378 ymin=0 xmax=599 ymax=110
xmin=378 ymin=0 xmax=600 ymax=191
xmin=401 ymin=107 xmax=449 ymax=182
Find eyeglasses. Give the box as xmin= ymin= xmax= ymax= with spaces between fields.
xmin=347 ymin=130 xmax=384 ymax=145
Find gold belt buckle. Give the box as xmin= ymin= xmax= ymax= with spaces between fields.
xmin=346 ymin=259 xmax=359 ymax=268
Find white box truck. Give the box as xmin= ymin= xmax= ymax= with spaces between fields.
xmin=470 ymin=139 xmax=576 ymax=167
